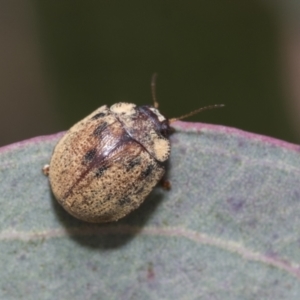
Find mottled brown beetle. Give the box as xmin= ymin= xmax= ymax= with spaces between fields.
xmin=43 ymin=75 xmax=223 ymax=223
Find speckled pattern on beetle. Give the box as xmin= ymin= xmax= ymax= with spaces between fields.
xmin=44 ymin=102 xmax=171 ymax=223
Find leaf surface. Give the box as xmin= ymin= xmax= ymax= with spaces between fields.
xmin=1 ymin=121 xmax=300 ymax=299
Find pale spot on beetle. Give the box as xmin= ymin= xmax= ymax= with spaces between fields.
xmin=148 ymin=107 xmax=166 ymax=122
xmin=152 ymin=138 xmax=170 ymax=162
xmin=93 ymin=122 xmax=108 ymax=136
xmin=111 ymin=102 xmax=136 ymax=116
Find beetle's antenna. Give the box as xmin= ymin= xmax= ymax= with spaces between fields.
xmin=169 ymin=104 xmax=224 ymax=123
xmin=151 ymin=73 xmax=159 ymax=108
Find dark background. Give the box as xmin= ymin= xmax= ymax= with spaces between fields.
xmin=1 ymin=1 xmax=299 ymax=147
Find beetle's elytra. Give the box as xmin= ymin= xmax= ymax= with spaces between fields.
xmin=44 ymin=102 xmax=171 ymax=223
xmin=43 ymin=75 xmax=223 ymax=223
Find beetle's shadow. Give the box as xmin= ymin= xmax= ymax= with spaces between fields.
xmin=51 ymin=187 xmax=165 ymax=249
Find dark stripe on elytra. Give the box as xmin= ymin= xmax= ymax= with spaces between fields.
xmin=93 ymin=122 xmax=108 ymax=136
xmin=95 ymin=165 xmax=109 ymax=178
xmin=126 ymin=158 xmax=141 ymax=171
xmin=83 ymin=148 xmax=97 ymax=162
xmin=141 ymin=164 xmax=154 ymax=178
xmin=118 ymin=196 xmax=131 ymax=206
xmin=63 ymin=132 xmax=132 ymax=200
xmin=91 ymin=112 xmax=106 ymax=120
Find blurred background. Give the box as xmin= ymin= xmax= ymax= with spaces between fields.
xmin=1 ymin=0 xmax=300 ymax=146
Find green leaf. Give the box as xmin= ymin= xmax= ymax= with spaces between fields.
xmin=1 ymin=121 xmax=300 ymax=299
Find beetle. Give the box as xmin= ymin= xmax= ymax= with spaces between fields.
xmin=43 ymin=74 xmax=223 ymax=223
